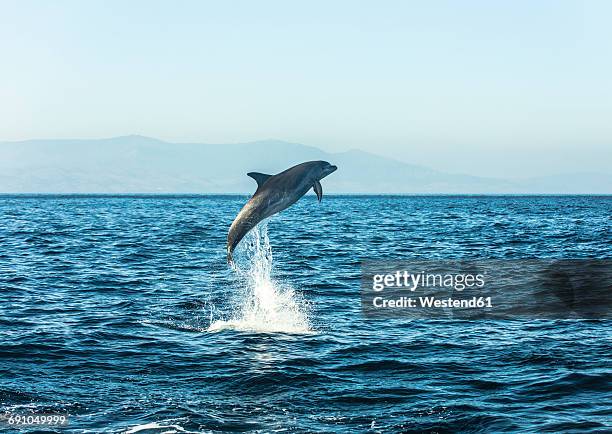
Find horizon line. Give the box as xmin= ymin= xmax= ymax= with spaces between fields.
xmin=1 ymin=193 xmax=610 ymax=197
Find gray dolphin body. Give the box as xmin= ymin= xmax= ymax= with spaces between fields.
xmin=227 ymin=160 xmax=337 ymax=262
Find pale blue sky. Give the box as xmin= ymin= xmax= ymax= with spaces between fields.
xmin=1 ymin=0 xmax=610 ymax=177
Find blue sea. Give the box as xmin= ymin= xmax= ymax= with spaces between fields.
xmin=1 ymin=195 xmax=610 ymax=433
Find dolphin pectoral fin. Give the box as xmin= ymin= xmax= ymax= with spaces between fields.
xmin=247 ymin=172 xmax=272 ymax=188
xmin=313 ymin=180 xmax=323 ymax=202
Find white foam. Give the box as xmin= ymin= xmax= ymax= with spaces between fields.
xmin=208 ymin=222 xmax=312 ymax=334
xmin=124 ymin=421 xmax=189 ymax=433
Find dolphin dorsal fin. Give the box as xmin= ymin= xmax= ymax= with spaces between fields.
xmin=247 ymin=172 xmax=272 ymax=188
xmin=313 ymin=180 xmax=323 ymax=202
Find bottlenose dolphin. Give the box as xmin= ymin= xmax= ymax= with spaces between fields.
xmin=227 ymin=160 xmax=337 ymax=262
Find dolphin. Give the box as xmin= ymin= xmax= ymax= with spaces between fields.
xmin=227 ymin=160 xmax=337 ymax=262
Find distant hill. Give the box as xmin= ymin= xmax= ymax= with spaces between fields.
xmin=0 ymin=136 xmax=610 ymax=193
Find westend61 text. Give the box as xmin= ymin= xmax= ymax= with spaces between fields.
xmin=372 ymin=296 xmax=493 ymax=309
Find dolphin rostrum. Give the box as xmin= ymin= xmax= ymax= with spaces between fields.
xmin=227 ymin=160 xmax=337 ymax=262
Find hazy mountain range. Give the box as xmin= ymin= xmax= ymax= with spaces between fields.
xmin=0 ymin=135 xmax=610 ymax=194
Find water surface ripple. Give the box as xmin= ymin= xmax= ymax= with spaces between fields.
xmin=0 ymin=195 xmax=610 ymax=433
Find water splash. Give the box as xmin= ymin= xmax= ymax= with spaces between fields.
xmin=208 ymin=221 xmax=312 ymax=334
